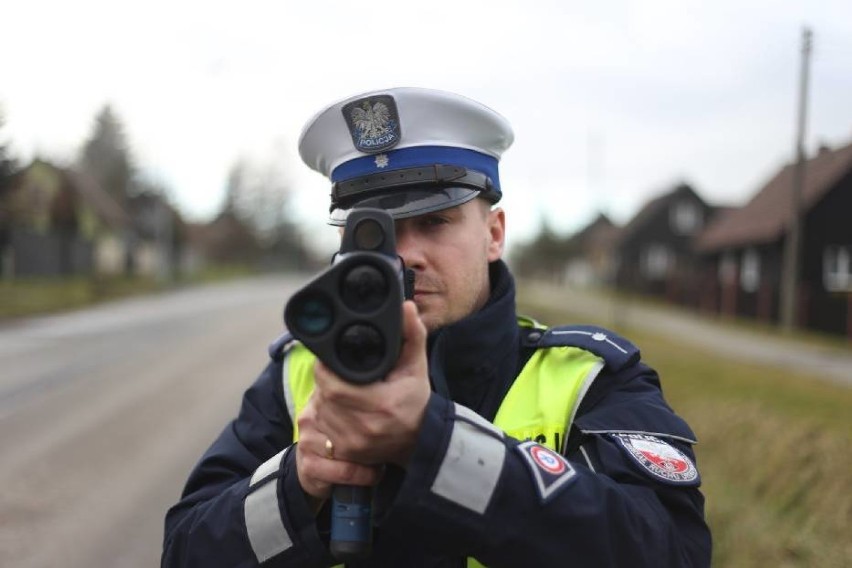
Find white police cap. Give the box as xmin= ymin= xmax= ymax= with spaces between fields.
xmin=298 ymin=87 xmax=514 ymax=225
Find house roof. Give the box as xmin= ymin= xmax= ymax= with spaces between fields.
xmin=126 ymin=192 xmax=183 ymax=239
xmin=614 ymin=182 xmax=703 ymax=247
xmin=7 ymin=159 xmax=131 ymax=231
xmin=568 ymin=212 xmax=620 ymax=251
xmin=696 ymin=139 xmax=852 ymax=252
xmin=66 ymin=168 xmax=131 ymax=231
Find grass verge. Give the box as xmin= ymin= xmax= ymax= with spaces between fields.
xmin=520 ymin=301 xmax=852 ymax=568
xmin=0 ymin=265 xmax=259 ymax=320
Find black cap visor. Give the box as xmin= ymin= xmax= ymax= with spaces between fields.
xmin=329 ymin=186 xmax=483 ymax=226
xmin=328 ymin=164 xmax=500 ymax=226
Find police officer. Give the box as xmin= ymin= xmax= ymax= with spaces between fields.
xmin=162 ymin=88 xmax=711 ymax=567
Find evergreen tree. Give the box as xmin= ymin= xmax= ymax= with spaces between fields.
xmin=78 ymin=104 xmax=134 ymax=205
xmin=0 ymin=107 xmax=17 ymax=191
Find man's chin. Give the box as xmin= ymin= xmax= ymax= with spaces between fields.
xmin=416 ymin=306 xmax=468 ymax=334
xmin=415 ymin=309 xmax=439 ymax=333
xmin=413 ymin=303 xmax=443 ymax=334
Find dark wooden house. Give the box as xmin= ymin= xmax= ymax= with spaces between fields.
xmin=613 ymin=183 xmax=719 ymax=305
xmin=695 ymin=140 xmax=852 ymax=337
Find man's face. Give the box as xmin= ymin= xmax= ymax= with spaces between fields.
xmin=392 ymin=199 xmax=506 ymax=333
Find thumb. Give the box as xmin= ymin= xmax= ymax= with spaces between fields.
xmin=393 ymin=300 xmax=427 ymax=373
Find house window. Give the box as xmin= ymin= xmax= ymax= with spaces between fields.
xmin=823 ymin=245 xmax=852 ymax=291
xmin=740 ymin=248 xmax=760 ymax=292
xmin=670 ymin=200 xmax=702 ymax=235
xmin=719 ymin=251 xmax=737 ymax=284
xmin=642 ymin=244 xmax=672 ymax=279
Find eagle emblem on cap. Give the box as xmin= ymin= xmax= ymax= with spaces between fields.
xmin=342 ymin=95 xmax=401 ymax=154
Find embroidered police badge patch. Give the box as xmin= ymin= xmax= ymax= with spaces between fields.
xmin=342 ymin=95 xmax=401 ymax=154
xmin=516 ymin=441 xmax=577 ymax=503
xmin=610 ymin=433 xmax=699 ymax=486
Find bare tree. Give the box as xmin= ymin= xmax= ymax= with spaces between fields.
xmin=510 ymin=216 xmax=576 ymax=282
xmin=218 ymin=155 xmax=307 ymax=269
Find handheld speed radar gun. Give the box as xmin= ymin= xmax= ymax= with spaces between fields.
xmin=284 ymin=207 xmax=413 ymax=560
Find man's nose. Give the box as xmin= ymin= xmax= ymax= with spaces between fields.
xmin=395 ymin=226 xmax=426 ymax=270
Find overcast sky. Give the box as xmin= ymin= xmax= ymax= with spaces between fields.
xmin=2 ymin=0 xmax=851 ymax=252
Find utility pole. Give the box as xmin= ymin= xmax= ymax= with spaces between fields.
xmin=780 ymin=27 xmax=812 ymax=333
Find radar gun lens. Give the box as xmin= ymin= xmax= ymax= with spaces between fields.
xmin=341 ymin=265 xmax=388 ymax=313
xmin=336 ymin=323 xmax=385 ymax=374
xmin=293 ymin=294 xmax=334 ymax=336
xmin=353 ymin=218 xmax=385 ymax=250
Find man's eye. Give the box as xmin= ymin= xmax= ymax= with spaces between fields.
xmin=421 ymin=215 xmax=448 ymax=227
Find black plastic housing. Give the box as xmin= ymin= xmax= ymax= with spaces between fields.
xmin=283 ymin=208 xmax=404 ymax=384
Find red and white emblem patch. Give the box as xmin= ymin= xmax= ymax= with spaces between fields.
xmin=530 ymin=445 xmax=567 ymax=475
xmin=611 ymin=433 xmax=699 ymax=486
xmin=516 ymin=441 xmax=576 ymax=503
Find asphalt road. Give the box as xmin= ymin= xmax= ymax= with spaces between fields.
xmin=0 ymin=275 xmax=304 ymax=568
xmin=2 ymin=275 xmax=849 ymax=568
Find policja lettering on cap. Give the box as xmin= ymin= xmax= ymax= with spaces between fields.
xmin=298 ymin=87 xmax=515 ymax=225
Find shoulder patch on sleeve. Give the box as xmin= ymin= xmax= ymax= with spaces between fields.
xmin=537 ymin=325 xmax=640 ymax=371
xmin=516 ymin=441 xmax=577 ymax=503
xmin=609 ymin=433 xmax=700 ymax=486
xmin=267 ymin=332 xmax=295 ymax=361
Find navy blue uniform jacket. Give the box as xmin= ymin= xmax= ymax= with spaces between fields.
xmin=163 ymin=262 xmax=711 ymax=567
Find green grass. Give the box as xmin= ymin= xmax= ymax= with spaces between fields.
xmin=0 ymin=265 xmax=260 ymax=320
xmin=520 ymin=301 xmax=852 ymax=568
xmin=0 ymin=276 xmax=158 ymax=318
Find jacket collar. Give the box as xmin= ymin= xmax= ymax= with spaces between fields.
xmin=427 ymin=260 xmax=520 ymax=412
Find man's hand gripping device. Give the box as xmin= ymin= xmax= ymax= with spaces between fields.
xmin=284 ymin=208 xmax=413 ymax=560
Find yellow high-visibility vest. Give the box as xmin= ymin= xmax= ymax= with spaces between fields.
xmin=282 ymin=319 xmax=605 ymax=568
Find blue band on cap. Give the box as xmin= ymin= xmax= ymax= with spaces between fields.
xmin=331 ymin=146 xmax=501 ymax=191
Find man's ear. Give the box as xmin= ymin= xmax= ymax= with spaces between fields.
xmin=486 ymin=207 xmax=506 ymax=261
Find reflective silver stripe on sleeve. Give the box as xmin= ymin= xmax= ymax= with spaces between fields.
xmin=431 ymin=417 xmax=506 ymax=514
xmin=281 ymin=352 xmax=296 ymax=422
xmin=453 ymin=403 xmax=504 ymax=438
xmin=244 ymin=478 xmax=292 ymax=563
xmin=250 ymin=447 xmax=289 ymax=487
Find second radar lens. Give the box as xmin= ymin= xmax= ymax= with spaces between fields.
xmin=341 ymin=264 xmax=388 ymax=313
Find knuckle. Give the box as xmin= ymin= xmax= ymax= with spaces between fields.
xmin=338 ymin=462 xmax=360 ymax=484
xmin=347 ymin=432 xmax=372 ymax=455
xmin=297 ymin=404 xmax=317 ymax=428
xmin=359 ymin=418 xmax=380 ymax=438
xmin=315 ymin=383 xmax=338 ymax=405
